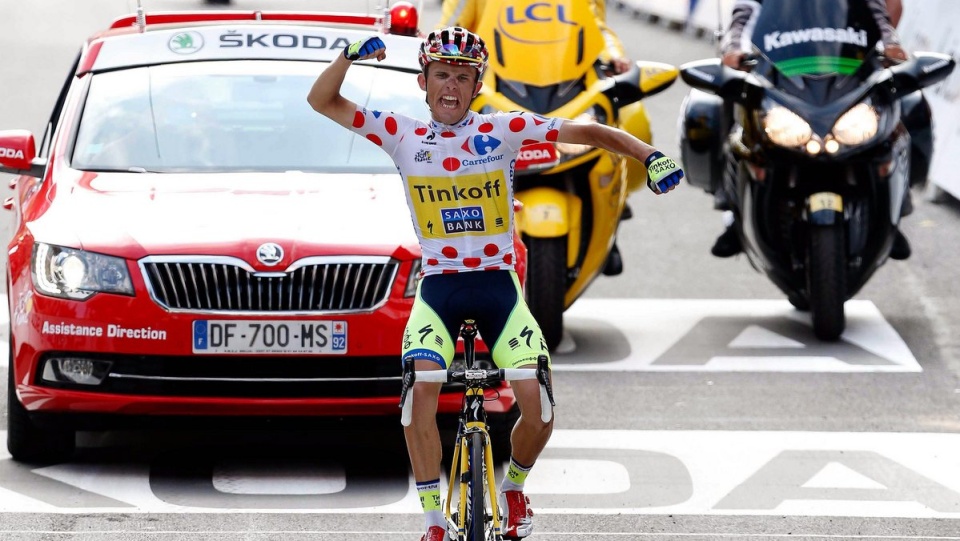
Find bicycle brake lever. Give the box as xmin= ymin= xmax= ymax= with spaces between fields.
xmin=536 ymin=355 xmax=556 ymax=407
xmin=399 ymin=358 xmax=415 ymax=409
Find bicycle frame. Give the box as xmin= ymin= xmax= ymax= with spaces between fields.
xmin=400 ymin=319 xmax=554 ymax=541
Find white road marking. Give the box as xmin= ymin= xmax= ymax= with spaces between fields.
xmin=554 ymin=299 xmax=920 ymax=372
xmin=1 ymin=430 xmax=958 ymax=518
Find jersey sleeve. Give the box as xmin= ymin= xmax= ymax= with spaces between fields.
xmin=344 ymin=106 xmax=420 ymax=157
xmin=493 ymin=111 xmax=565 ymax=152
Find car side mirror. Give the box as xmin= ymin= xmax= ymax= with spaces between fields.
xmin=680 ymin=58 xmax=753 ymax=103
xmin=889 ymin=52 xmax=955 ymax=94
xmin=0 ymin=130 xmax=45 ymax=178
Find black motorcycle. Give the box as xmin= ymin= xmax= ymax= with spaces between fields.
xmin=678 ymin=0 xmax=954 ymax=340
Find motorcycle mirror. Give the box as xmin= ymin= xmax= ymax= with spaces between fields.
xmin=889 ymin=52 xmax=955 ymax=94
xmin=679 ymin=58 xmax=753 ymax=103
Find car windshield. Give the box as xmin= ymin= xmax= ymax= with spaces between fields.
xmin=71 ymin=60 xmax=428 ymax=173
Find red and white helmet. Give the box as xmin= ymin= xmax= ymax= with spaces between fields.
xmin=418 ymin=26 xmax=489 ymax=77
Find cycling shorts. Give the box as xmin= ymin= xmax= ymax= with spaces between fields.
xmin=401 ymin=270 xmax=551 ymax=370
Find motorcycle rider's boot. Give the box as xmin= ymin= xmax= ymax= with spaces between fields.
xmin=901 ymin=189 xmax=914 ymax=217
xmin=602 ymin=243 xmax=624 ymax=276
xmin=711 ymin=225 xmax=742 ymax=258
xmin=890 ymin=229 xmax=912 ymax=260
xmin=713 ymin=189 xmax=733 ymax=211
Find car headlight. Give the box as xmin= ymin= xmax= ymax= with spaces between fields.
xmin=763 ymin=105 xmax=813 ymax=147
xmin=32 ymin=243 xmax=134 ymax=300
xmin=831 ymin=102 xmax=879 ymax=146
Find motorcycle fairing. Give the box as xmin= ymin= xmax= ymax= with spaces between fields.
xmin=474 ymin=0 xmax=603 ymax=88
xmin=749 ymin=0 xmax=880 ymax=79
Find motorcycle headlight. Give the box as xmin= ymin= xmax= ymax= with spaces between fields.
xmin=831 ymin=102 xmax=879 ymax=146
xmin=763 ymin=105 xmax=813 ymax=147
xmin=32 ymin=243 xmax=134 ymax=300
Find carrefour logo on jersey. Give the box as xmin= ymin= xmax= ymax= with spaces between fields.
xmin=462 ymin=135 xmax=502 ymax=156
xmin=441 ymin=206 xmax=486 ymax=233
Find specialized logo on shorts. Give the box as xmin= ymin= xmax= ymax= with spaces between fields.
xmin=461 ymin=135 xmax=502 ymax=156
xmin=417 ymin=324 xmax=443 ymax=347
xmin=441 ymin=206 xmax=486 ymax=234
xmin=509 ymin=326 xmax=536 ymax=350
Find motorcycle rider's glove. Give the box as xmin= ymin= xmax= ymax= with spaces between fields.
xmin=344 ymin=37 xmax=385 ymax=61
xmin=645 ymin=151 xmax=684 ymax=194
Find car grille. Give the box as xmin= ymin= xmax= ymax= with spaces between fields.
xmin=37 ymin=353 xmax=404 ymax=398
xmin=140 ymin=256 xmax=398 ymax=313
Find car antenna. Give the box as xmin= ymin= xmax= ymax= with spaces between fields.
xmin=135 ymin=0 xmax=147 ymax=33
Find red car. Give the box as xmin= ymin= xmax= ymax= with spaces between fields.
xmin=1 ymin=7 xmax=523 ymax=463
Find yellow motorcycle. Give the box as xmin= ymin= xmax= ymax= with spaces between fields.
xmin=471 ymin=0 xmax=677 ymax=350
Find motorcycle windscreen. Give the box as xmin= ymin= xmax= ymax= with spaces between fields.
xmin=749 ymin=0 xmax=882 ymax=77
xmin=474 ymin=0 xmax=604 ymax=87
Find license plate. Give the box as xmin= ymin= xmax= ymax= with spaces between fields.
xmin=192 ymin=320 xmax=347 ymax=354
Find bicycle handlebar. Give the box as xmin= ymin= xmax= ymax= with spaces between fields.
xmin=399 ymin=356 xmax=555 ymax=427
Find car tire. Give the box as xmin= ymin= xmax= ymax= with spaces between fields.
xmin=6 ymin=337 xmax=76 ymax=464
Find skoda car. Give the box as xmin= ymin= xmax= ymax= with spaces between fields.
xmin=1 ymin=7 xmax=523 ymax=463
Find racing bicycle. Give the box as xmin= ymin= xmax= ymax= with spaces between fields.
xmin=400 ymin=320 xmax=555 ymax=541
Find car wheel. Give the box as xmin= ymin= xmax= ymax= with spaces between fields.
xmin=6 ymin=337 xmax=76 ymax=464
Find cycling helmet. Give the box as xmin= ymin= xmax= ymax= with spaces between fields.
xmin=418 ymin=26 xmax=489 ymax=77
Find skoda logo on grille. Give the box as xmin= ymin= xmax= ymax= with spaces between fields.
xmin=256 ymin=243 xmax=284 ymax=266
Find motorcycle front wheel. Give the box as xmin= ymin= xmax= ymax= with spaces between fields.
xmin=806 ymin=225 xmax=847 ymax=341
xmin=524 ymin=236 xmax=566 ymax=351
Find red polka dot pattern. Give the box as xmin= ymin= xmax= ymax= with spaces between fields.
xmin=521 ymin=139 xmax=539 ymax=146
xmin=485 ymin=266 xmax=501 ymax=271
xmin=442 ymin=269 xmax=459 ymax=275
xmin=385 ymin=117 xmax=398 ymax=135
xmin=479 ymin=123 xmax=493 ymax=133
xmin=503 ymin=253 xmax=513 ymax=265
xmin=415 ymin=127 xmax=428 ymax=136
xmin=352 ymin=111 xmax=365 ymax=128
xmin=442 ymin=246 xmax=459 ymax=258
xmin=509 ymin=117 xmax=526 ymax=132
xmin=443 ymin=157 xmax=460 ymax=171
xmin=441 ymin=131 xmax=456 ymax=138
xmin=463 ymin=258 xmax=481 ymax=268
xmin=427 ymin=258 xmax=438 ymax=266
xmin=367 ymin=134 xmax=383 ymax=146
xmin=483 ymin=244 xmax=499 ymax=256
xmin=546 ymin=129 xmax=560 ymax=142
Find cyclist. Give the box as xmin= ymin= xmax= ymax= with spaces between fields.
xmin=438 ymin=0 xmax=638 ymax=275
xmin=307 ymin=27 xmax=683 ymax=541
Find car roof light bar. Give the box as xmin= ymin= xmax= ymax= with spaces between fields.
xmin=109 ymin=11 xmax=381 ymax=31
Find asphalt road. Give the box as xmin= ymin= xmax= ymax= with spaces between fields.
xmin=2 ymin=1 xmax=960 ymax=540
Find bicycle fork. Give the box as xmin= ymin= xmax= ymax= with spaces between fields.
xmin=445 ymin=388 xmax=503 ymax=540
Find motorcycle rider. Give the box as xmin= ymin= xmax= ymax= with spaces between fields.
xmin=711 ymin=0 xmax=916 ymax=260
xmin=306 ymin=28 xmax=683 ymax=541
xmin=438 ymin=0 xmax=637 ymax=275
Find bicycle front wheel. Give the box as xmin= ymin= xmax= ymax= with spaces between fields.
xmin=467 ymin=431 xmax=486 ymax=541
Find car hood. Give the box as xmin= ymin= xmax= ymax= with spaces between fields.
xmin=34 ymin=171 xmax=420 ymax=264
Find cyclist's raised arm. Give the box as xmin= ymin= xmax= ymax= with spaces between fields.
xmin=307 ymin=37 xmax=386 ymax=128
